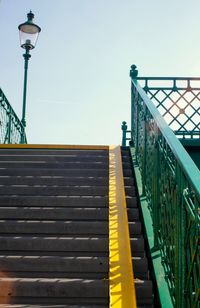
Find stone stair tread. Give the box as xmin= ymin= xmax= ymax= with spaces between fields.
xmin=0 ymin=169 xmax=108 ymax=177
xmin=0 ymin=149 xmax=109 ymax=156
xmin=0 ymin=255 xmax=148 ymax=279
xmin=131 ymin=240 xmax=145 ymax=257
xmin=0 ymin=162 xmax=108 ymax=169
xmin=0 ymin=177 xmax=108 ymax=186
xmin=0 ymin=305 xmax=108 ymax=308
xmin=0 ymin=277 xmax=109 ymax=298
xmin=0 ymin=236 xmax=109 ymax=252
xmin=126 ymin=196 xmax=138 ymax=207
xmin=0 ymin=196 xmax=108 ymax=207
xmin=0 ymin=207 xmax=108 ymax=220
xmin=0 ymin=155 xmax=108 ymax=162
xmin=127 ymin=208 xmax=140 ymax=220
xmin=0 ymin=186 xmax=108 ymax=196
xmin=135 ymin=280 xmax=153 ymax=306
xmin=128 ymin=221 xmax=142 ymax=235
xmin=0 ymin=255 xmax=108 ymax=273
xmin=0 ymin=220 xmax=108 ymax=235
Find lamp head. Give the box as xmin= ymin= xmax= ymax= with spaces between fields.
xmin=18 ymin=11 xmax=41 ymax=50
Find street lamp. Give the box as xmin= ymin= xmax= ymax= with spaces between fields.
xmin=18 ymin=11 xmax=41 ymax=143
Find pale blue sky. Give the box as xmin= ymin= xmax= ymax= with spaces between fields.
xmin=0 ymin=0 xmax=200 ymax=145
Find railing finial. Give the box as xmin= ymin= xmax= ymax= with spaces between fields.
xmin=130 ymin=64 xmax=138 ymax=78
xmin=121 ymin=121 xmax=128 ymax=147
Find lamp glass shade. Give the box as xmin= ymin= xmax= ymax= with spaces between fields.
xmin=19 ymin=22 xmax=41 ymax=49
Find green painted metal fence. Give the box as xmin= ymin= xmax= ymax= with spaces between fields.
xmin=0 ymin=88 xmax=26 ymax=144
xmin=136 ymin=76 xmax=200 ymax=139
xmin=129 ymin=67 xmax=200 ymax=307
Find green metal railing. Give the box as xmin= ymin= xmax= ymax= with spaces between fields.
xmin=136 ymin=76 xmax=200 ymax=139
xmin=0 ymin=88 xmax=26 ymax=144
xmin=128 ymin=66 xmax=200 ymax=307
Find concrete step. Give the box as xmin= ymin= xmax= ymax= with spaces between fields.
xmin=130 ymin=238 xmax=145 ymax=257
xmin=0 ymin=168 xmax=108 ymax=177
xmin=126 ymin=196 xmax=138 ymax=207
xmin=0 ymin=236 xmax=109 ymax=253
xmin=0 ymin=220 xmax=108 ymax=235
xmin=0 ymin=255 xmax=147 ymax=280
xmin=0 ymin=278 xmax=109 ymax=305
xmin=0 ymin=255 xmax=108 ymax=279
xmin=0 ymin=305 xmax=108 ymax=308
xmin=0 ymin=186 xmax=108 ymax=196
xmin=0 ymin=236 xmax=143 ymax=256
xmin=135 ymin=280 xmax=153 ymax=306
xmin=0 ymin=196 xmax=108 ymax=207
xmin=125 ymin=186 xmax=136 ymax=196
xmin=129 ymin=222 xmax=142 ymax=235
xmin=0 ymin=207 xmax=139 ymax=222
xmin=0 ymin=155 xmax=108 ymax=163
xmin=0 ymin=149 xmax=109 ymax=156
xmin=0 ymin=278 xmax=152 ymax=306
xmin=0 ymin=162 xmax=108 ymax=169
xmin=127 ymin=208 xmax=140 ymax=221
xmin=132 ymin=257 xmax=149 ymax=280
xmin=122 ymin=162 xmax=132 ymax=169
xmin=122 ymin=169 xmax=132 ymax=177
xmin=124 ymin=177 xmax=135 ymax=186
xmin=0 ymin=176 xmax=108 ymax=186
xmin=0 ymin=207 xmax=109 ymax=220
xmin=0 ymin=221 xmax=140 ymax=236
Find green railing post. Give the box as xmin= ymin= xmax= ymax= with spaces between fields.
xmin=121 ymin=121 xmax=128 ymax=146
xmin=153 ymin=131 xmax=160 ymax=249
xmin=7 ymin=111 xmax=12 ymax=143
xmin=3 ymin=110 xmax=12 ymax=144
xmin=175 ymin=165 xmax=185 ymax=308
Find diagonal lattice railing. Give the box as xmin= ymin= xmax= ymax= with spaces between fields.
xmin=136 ymin=77 xmax=200 ymax=139
xmin=0 ymin=88 xmax=26 ymax=144
xmin=129 ymin=66 xmax=200 ymax=308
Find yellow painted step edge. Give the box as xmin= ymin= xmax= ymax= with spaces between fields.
xmin=0 ymin=144 xmax=109 ymax=150
xmin=109 ymin=145 xmax=137 ymax=308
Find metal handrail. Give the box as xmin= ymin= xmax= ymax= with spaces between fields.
xmin=130 ymin=71 xmax=200 ymax=307
xmin=0 ymin=88 xmax=26 ymax=144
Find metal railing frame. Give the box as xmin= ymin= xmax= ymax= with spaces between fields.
xmin=136 ymin=76 xmax=200 ymax=139
xmin=129 ymin=71 xmax=200 ymax=307
xmin=0 ymin=88 xmax=26 ymax=144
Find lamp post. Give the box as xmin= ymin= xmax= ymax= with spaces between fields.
xmin=18 ymin=11 xmax=41 ymax=143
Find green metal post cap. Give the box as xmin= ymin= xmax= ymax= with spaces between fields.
xmin=27 ymin=10 xmax=34 ymax=22
xmin=130 ymin=65 xmax=138 ymax=78
xmin=121 ymin=121 xmax=128 ymax=131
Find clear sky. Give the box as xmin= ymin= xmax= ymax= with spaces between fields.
xmin=0 ymin=0 xmax=200 ymax=145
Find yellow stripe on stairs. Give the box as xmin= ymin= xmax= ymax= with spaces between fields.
xmin=109 ymin=145 xmax=137 ymax=308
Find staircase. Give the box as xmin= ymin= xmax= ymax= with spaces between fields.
xmin=121 ymin=148 xmax=153 ymax=307
xmin=0 ymin=146 xmax=109 ymax=306
xmin=0 ymin=145 xmax=154 ymax=307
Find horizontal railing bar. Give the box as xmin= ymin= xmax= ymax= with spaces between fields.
xmin=143 ymin=87 xmax=200 ymax=90
xmin=175 ymin=131 xmax=200 ymax=134
xmin=132 ymin=79 xmax=200 ymax=197
xmin=136 ymin=77 xmax=200 ymax=81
